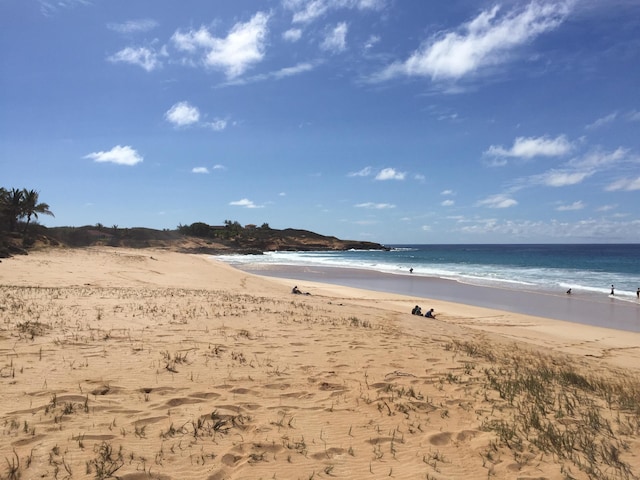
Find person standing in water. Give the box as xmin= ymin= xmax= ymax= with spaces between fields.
xmin=610 ymin=285 xmax=615 ymax=295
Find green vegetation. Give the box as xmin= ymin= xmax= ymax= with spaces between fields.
xmin=1 ymin=186 xmax=386 ymax=257
xmin=0 ymin=187 xmax=54 ymax=234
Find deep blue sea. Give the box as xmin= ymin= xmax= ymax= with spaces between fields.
xmin=216 ymin=244 xmax=640 ymax=303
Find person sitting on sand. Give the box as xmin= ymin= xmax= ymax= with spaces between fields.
xmin=425 ymin=308 xmax=436 ymax=318
xmin=292 ymin=286 xmax=302 ymax=294
xmin=411 ymin=305 xmax=423 ymax=316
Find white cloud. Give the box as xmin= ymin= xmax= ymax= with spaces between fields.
xmin=84 ymin=145 xmax=143 ymax=166
xmin=476 ymin=194 xmax=518 ymax=208
xmin=520 ymin=147 xmax=632 ymax=190
xmin=230 ymin=198 xmax=263 ymax=208
xmin=321 ymin=22 xmax=348 ymax=53
xmin=171 ymin=12 xmax=270 ymax=78
xmin=535 ymin=170 xmax=593 ymax=187
xmin=285 ymin=0 xmax=385 ymax=24
xmin=556 ymin=201 xmax=585 ymax=211
xmin=213 ymin=164 xmax=226 ymax=170
xmin=605 ymin=176 xmax=640 ymax=192
xmin=108 ymin=46 xmax=162 ymax=72
xmin=274 ymin=62 xmax=316 ymax=79
xmin=192 ymin=167 xmax=209 ymax=174
xmin=355 ymin=202 xmax=396 ymax=209
xmin=441 ymin=199 xmax=455 ymax=207
xmin=441 ymin=189 xmax=454 ymax=195
xmin=364 ymin=35 xmax=381 ymax=50
xmin=569 ymin=147 xmax=628 ymax=169
xmin=627 ymin=110 xmax=640 ymax=122
xmin=207 ymin=119 xmax=228 ymax=131
xmin=586 ymin=112 xmax=617 ymax=130
xmin=375 ymin=168 xmax=406 ymax=180
xmin=39 ymin=0 xmax=90 ymax=16
xmin=283 ymin=28 xmax=303 ymax=42
xmin=457 ymin=217 xmax=640 ymax=241
xmin=165 ymin=101 xmax=200 ymax=127
xmin=485 ymin=135 xmax=573 ymax=159
xmin=596 ymin=204 xmax=617 ymax=212
xmin=375 ymin=1 xmax=570 ymax=82
xmin=348 ymin=166 xmax=372 ymax=177
xmin=107 ymin=19 xmax=159 ymax=34
xmin=221 ymin=62 xmax=317 ymax=86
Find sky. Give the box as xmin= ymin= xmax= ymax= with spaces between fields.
xmin=1 ymin=0 xmax=639 ymax=244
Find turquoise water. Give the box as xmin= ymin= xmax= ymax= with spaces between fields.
xmin=216 ymin=244 xmax=640 ymax=301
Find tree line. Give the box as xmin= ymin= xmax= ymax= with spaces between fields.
xmin=0 ymin=187 xmax=54 ymax=233
xmin=177 ymin=220 xmax=271 ymax=239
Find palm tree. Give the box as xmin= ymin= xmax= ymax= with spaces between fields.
xmin=21 ymin=189 xmax=54 ymax=233
xmin=3 ymin=188 xmax=25 ymax=232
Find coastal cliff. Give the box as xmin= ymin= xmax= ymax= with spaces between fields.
xmin=1 ymin=223 xmax=388 ymax=256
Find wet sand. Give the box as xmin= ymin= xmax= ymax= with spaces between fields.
xmin=237 ymin=264 xmax=640 ymax=332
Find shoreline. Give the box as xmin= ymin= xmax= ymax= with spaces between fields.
xmin=233 ymin=263 xmax=640 ymax=333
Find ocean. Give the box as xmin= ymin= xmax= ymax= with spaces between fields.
xmin=213 ymin=244 xmax=640 ymax=332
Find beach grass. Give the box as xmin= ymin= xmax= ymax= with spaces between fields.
xmin=1 ymin=247 xmax=639 ymax=479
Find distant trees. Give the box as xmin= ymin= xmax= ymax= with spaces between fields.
xmin=0 ymin=187 xmax=54 ymax=233
xmin=177 ymin=220 xmax=272 ymax=240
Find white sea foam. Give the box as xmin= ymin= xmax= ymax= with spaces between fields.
xmin=213 ymin=247 xmax=640 ymax=298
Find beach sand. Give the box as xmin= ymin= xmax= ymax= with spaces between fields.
xmin=1 ymin=247 xmax=639 ymax=479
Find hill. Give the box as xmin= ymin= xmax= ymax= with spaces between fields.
xmin=0 ymin=223 xmax=388 ymax=257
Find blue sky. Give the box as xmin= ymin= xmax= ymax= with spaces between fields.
xmin=1 ymin=0 xmax=639 ymax=244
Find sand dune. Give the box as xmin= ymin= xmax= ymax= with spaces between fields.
xmin=1 ymin=247 xmax=639 ymax=479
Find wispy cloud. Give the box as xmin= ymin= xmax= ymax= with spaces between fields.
xmin=374 ymin=1 xmax=570 ymax=82
xmin=556 ymin=200 xmax=585 ymax=211
xmin=627 ymin=110 xmax=640 ymax=122
xmin=84 ymin=145 xmax=143 ymax=166
xmin=39 ymin=0 xmax=91 ymax=16
xmin=222 ymin=62 xmax=317 ymax=86
xmin=348 ymin=166 xmax=407 ymax=180
xmin=284 ymin=0 xmax=386 ymax=24
xmin=441 ymin=199 xmax=455 ymax=207
xmin=476 ymin=194 xmax=518 ymax=208
xmin=348 ymin=166 xmax=373 ymax=177
xmin=230 ymin=198 xmax=263 ymax=208
xmin=485 ymin=135 xmax=573 ymax=159
xmin=171 ymin=12 xmax=270 ymax=79
xmin=586 ymin=112 xmax=618 ymax=130
xmin=107 ymin=19 xmax=159 ymax=34
xmin=520 ymin=147 xmax=633 ymax=189
xmin=458 ymin=217 xmax=640 ymax=241
xmin=108 ymin=46 xmax=164 ymax=72
xmin=192 ymin=167 xmax=209 ymax=174
xmin=321 ymin=23 xmax=348 ymax=53
xmin=605 ymin=176 xmax=640 ymax=191
xmin=596 ymin=204 xmax=617 ymax=212
xmin=355 ymin=202 xmax=396 ymax=209
xmin=533 ymin=170 xmax=593 ymax=187
xmin=568 ymin=147 xmax=628 ymax=170
xmin=283 ymin=28 xmax=303 ymax=42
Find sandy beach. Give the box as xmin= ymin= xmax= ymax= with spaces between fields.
xmin=1 ymin=247 xmax=639 ymax=479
